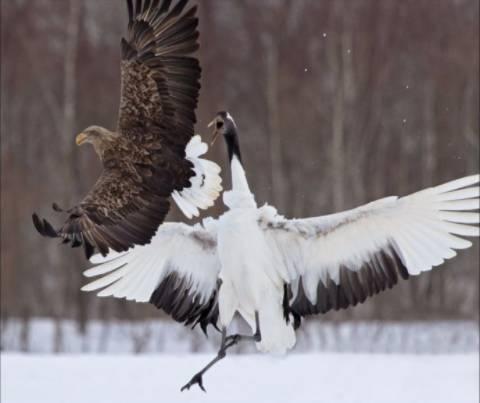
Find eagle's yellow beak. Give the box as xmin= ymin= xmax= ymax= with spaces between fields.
xmin=208 ymin=118 xmax=220 ymax=146
xmin=75 ymin=132 xmax=88 ymax=146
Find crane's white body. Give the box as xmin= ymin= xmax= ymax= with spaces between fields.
xmin=217 ymin=156 xmax=295 ymax=352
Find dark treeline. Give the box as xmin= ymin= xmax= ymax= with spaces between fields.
xmin=1 ymin=0 xmax=478 ymax=332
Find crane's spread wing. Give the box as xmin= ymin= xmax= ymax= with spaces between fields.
xmin=260 ymin=175 xmax=479 ymax=319
xmin=81 ymin=220 xmax=221 ymax=333
xmin=119 ymin=0 xmax=200 ymax=148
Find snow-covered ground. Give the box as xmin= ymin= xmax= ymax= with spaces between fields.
xmin=3 ymin=320 xmax=478 ymax=401
xmin=3 ymin=320 xmax=478 ymax=402
xmin=2 ymin=353 xmax=478 ymax=403
xmin=2 ymin=318 xmax=478 ymax=354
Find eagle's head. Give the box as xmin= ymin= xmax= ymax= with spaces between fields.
xmin=76 ymin=126 xmax=118 ymax=158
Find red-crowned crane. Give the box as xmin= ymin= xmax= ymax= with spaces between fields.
xmin=82 ymin=111 xmax=479 ymax=391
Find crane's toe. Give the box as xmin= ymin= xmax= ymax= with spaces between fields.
xmin=181 ymin=373 xmax=206 ymax=393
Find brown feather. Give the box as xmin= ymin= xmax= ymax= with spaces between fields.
xmin=32 ymin=0 xmax=200 ymax=259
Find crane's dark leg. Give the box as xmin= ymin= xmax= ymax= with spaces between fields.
xmin=181 ymin=327 xmax=228 ymax=392
xmin=225 ymin=311 xmax=261 ymax=346
xmin=180 ymin=311 xmax=262 ymax=392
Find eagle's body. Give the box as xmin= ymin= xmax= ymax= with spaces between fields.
xmin=33 ymin=0 xmax=222 ymax=258
xmin=81 ymin=132 xmax=192 ymax=213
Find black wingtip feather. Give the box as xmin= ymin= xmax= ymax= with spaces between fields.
xmin=71 ymin=237 xmax=82 ymax=248
xmin=84 ymin=241 xmax=95 ymax=260
xmin=200 ymin=322 xmax=208 ymax=336
xmin=42 ymin=219 xmax=58 ymax=237
xmin=135 ymin=0 xmax=142 ymax=17
xmin=170 ymin=0 xmax=189 ymax=17
xmin=159 ymin=0 xmax=173 ymax=14
xmin=52 ymin=202 xmax=64 ymax=212
xmin=121 ymin=37 xmax=137 ymax=59
xmin=32 ymin=213 xmax=44 ymax=235
xmin=32 ymin=213 xmax=58 ymax=238
xmin=126 ymin=0 xmax=134 ymax=24
xmin=143 ymin=0 xmax=152 ymax=13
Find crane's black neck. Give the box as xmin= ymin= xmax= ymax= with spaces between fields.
xmin=224 ymin=127 xmax=242 ymax=164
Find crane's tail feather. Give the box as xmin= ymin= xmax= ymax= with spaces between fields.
xmin=256 ymin=305 xmax=296 ymax=354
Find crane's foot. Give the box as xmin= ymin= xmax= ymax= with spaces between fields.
xmin=181 ymin=372 xmax=206 ymax=392
xmin=181 ymin=313 xmax=261 ymax=392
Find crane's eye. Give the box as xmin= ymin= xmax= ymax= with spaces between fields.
xmin=216 ymin=121 xmax=224 ymax=129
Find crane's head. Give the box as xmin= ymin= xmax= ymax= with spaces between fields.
xmin=75 ymin=126 xmax=118 ymax=158
xmin=208 ymin=111 xmax=237 ymax=146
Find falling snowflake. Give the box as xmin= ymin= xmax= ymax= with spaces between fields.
xmin=322 ymin=33 xmax=327 ymax=38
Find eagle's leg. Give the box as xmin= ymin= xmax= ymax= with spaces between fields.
xmin=181 ymin=328 xmax=229 ymax=392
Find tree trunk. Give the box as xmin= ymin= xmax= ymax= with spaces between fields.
xmin=264 ymin=34 xmax=285 ymax=210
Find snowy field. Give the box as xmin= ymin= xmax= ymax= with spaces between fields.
xmin=2 ymin=319 xmax=478 ymax=354
xmin=2 ymin=320 xmax=479 ymax=402
xmin=2 ymin=353 xmax=478 ymax=403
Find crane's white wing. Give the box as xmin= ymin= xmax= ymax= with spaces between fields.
xmin=260 ymin=174 xmax=479 ymax=317
xmin=82 ymin=219 xmax=221 ymax=332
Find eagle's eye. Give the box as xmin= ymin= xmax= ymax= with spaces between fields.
xmin=216 ymin=121 xmax=224 ymax=129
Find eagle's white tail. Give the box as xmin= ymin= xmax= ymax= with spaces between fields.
xmin=172 ymin=135 xmax=222 ymax=219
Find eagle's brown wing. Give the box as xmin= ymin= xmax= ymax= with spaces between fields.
xmin=118 ymin=0 xmax=201 ymax=151
xmin=33 ymin=163 xmax=171 ymax=258
xmin=33 ymin=0 xmax=206 ymax=259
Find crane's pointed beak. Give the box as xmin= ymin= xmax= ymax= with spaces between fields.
xmin=75 ymin=132 xmax=88 ymax=146
xmin=208 ymin=118 xmax=220 ymax=146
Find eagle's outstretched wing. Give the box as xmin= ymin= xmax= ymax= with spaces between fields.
xmin=118 ymin=0 xmax=201 ymax=150
xmin=33 ymin=164 xmax=169 ymax=259
xmin=33 ymin=135 xmax=221 ymax=258
xmin=33 ymin=1 xmax=222 ymax=258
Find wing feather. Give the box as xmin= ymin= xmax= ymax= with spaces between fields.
xmin=33 ymin=166 xmax=169 ymax=258
xmin=260 ymin=174 xmax=479 ymax=319
xmin=82 ymin=221 xmax=221 ymax=333
xmin=118 ymin=0 xmax=200 ymax=147
xmin=33 ymin=1 xmax=219 ymax=258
